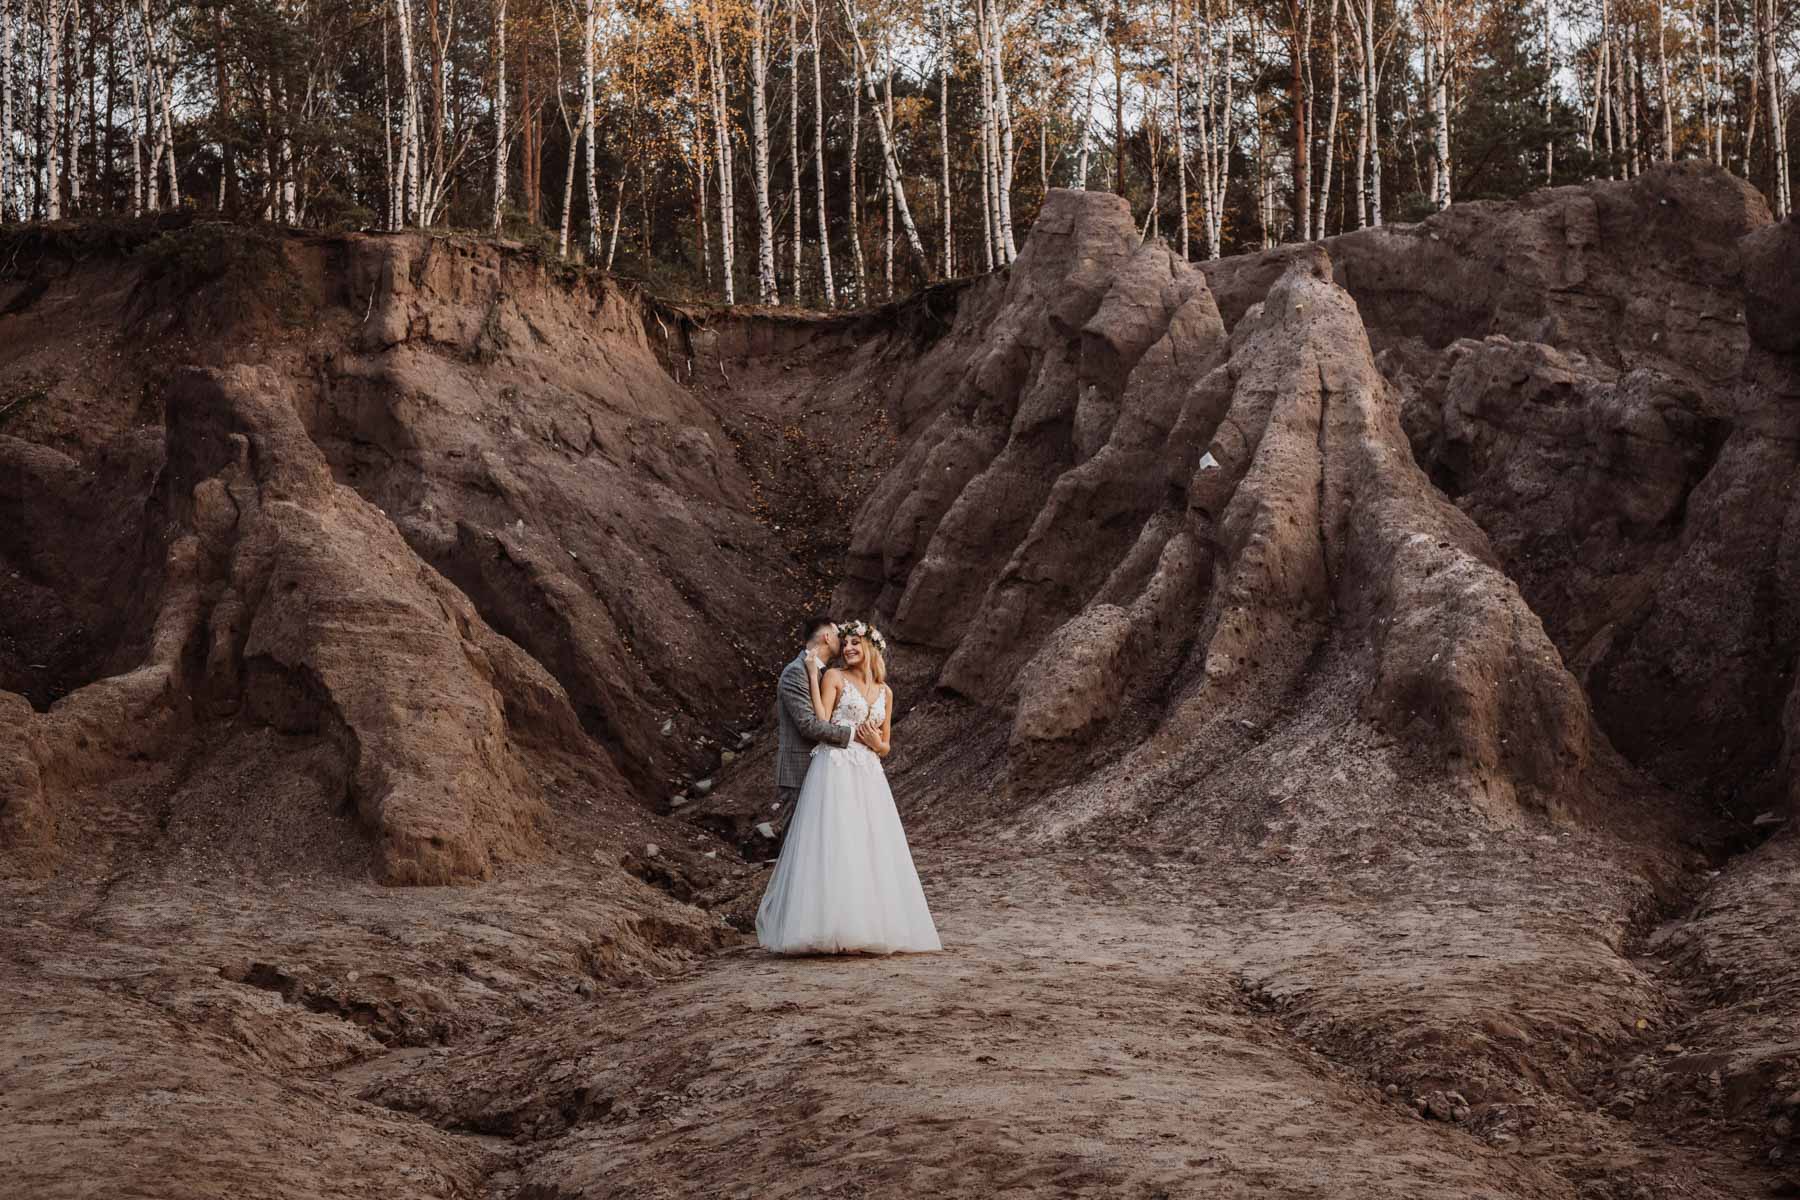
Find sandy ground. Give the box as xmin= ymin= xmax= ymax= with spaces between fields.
xmin=7 ymin=825 xmax=1780 ymax=1200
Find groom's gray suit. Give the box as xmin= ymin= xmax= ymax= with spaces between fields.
xmin=772 ymin=653 xmax=854 ymax=831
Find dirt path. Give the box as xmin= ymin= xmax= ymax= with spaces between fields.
xmin=339 ymin=842 xmax=1759 ymax=1200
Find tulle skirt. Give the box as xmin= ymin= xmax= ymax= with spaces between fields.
xmin=756 ymin=742 xmax=942 ymax=955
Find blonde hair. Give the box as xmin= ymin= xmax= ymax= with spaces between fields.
xmin=848 ymin=635 xmax=887 ymax=687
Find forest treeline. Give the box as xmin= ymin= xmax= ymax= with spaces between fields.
xmin=0 ymin=0 xmax=1794 ymax=306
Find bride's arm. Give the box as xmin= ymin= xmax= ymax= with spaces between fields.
xmin=858 ymin=687 xmax=894 ymax=757
xmin=810 ymin=666 xmax=842 ymax=724
xmin=783 ymin=659 xmax=852 ymax=748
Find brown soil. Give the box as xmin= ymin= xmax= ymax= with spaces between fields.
xmin=4 ymin=169 xmax=1800 ymax=1199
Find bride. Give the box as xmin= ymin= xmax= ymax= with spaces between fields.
xmin=756 ymin=621 xmax=942 ymax=955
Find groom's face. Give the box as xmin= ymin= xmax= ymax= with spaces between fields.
xmin=823 ymin=628 xmax=842 ymax=661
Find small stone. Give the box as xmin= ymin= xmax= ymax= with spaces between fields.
xmin=1752 ymin=811 xmax=1784 ymax=827
xmin=754 ymin=821 xmax=776 ymax=840
xmin=1451 ymin=1105 xmax=1471 ymax=1123
xmin=721 ymin=750 xmax=738 ymax=765
xmin=1663 ymin=1043 xmax=1685 ymax=1054
xmin=692 ymin=778 xmax=715 ymax=797
xmin=669 ymin=795 xmax=688 ymax=809
xmin=1384 ymin=1084 xmax=1399 ymax=1097
xmin=1774 ymin=1116 xmax=1794 ymax=1139
xmin=659 ymin=719 xmax=674 ymax=737
xmin=736 ymin=732 xmax=753 ymax=749
xmin=1605 ymin=1096 xmax=1636 ymax=1119
xmin=644 ymin=843 xmax=660 ymax=857
xmin=575 ymin=978 xmax=597 ymax=998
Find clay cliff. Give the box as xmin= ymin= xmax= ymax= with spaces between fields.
xmin=5 ymin=165 xmax=1800 ymax=1199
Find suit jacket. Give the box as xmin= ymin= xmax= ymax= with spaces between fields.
xmin=774 ymin=653 xmax=853 ymax=790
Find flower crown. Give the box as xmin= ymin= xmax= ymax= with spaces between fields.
xmin=837 ymin=619 xmax=888 ymax=655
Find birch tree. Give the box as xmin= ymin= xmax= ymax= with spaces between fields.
xmin=0 ymin=0 xmax=11 ymax=221
xmin=788 ymin=0 xmax=804 ymax=300
xmin=1171 ymin=0 xmax=1187 ymax=257
xmin=493 ymin=0 xmax=509 ymax=230
xmin=1346 ymin=0 xmax=1383 ymax=226
xmin=988 ymin=0 xmax=1017 ymax=262
xmin=808 ymin=0 xmax=835 ymax=303
xmin=703 ymin=0 xmax=736 ymax=301
xmin=583 ymin=0 xmax=601 ymax=253
xmin=1757 ymin=0 xmax=1790 ymax=217
xmin=45 ymin=0 xmax=65 ymax=219
xmin=749 ymin=0 xmax=778 ymax=303
xmin=1314 ymin=0 xmax=1342 ymax=239
xmin=840 ymin=0 xmax=930 ymax=278
xmin=939 ymin=0 xmax=953 ymax=275
xmin=1193 ymin=0 xmax=1234 ymax=255
xmin=1543 ymin=0 xmax=1553 ymax=182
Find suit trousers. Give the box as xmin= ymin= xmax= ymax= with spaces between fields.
xmin=773 ymin=785 xmax=802 ymax=836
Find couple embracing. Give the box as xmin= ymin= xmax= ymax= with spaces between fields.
xmin=755 ymin=617 xmax=942 ymax=956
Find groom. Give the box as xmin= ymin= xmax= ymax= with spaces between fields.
xmin=771 ymin=616 xmax=856 ymax=838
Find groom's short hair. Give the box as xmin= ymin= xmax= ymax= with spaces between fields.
xmin=801 ymin=615 xmax=838 ymax=644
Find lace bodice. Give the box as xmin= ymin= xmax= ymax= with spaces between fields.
xmin=827 ymin=678 xmax=888 ymax=730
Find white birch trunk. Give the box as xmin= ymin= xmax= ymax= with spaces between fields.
xmin=583 ymin=0 xmax=600 ymax=256
xmin=847 ymin=26 xmax=866 ymax=299
xmin=384 ymin=17 xmax=396 ymax=228
xmin=707 ymin=5 xmax=736 ymax=302
xmin=554 ymin=18 xmax=577 ymax=255
xmin=2 ymin=0 xmax=14 ymax=221
xmin=279 ymin=79 xmax=296 ymax=222
xmin=841 ymin=0 xmax=929 ymax=278
xmin=395 ymin=0 xmax=420 ymax=224
xmin=1173 ymin=0 xmax=1188 ymax=258
xmin=1429 ymin=3 xmax=1450 ymax=209
xmin=1762 ymin=0 xmax=1790 ymax=217
xmin=1656 ymin=0 xmax=1672 ymax=160
xmin=986 ymin=0 xmax=1000 ymax=269
xmin=989 ymin=0 xmax=1017 ymax=263
xmin=1624 ymin=27 xmax=1640 ymax=178
xmin=810 ymin=0 xmax=835 ymax=303
xmin=1543 ymin=0 xmax=1554 ymax=182
xmin=1315 ymin=0 xmax=1342 ymax=239
xmin=1196 ymin=0 xmax=1235 ymax=255
xmin=789 ymin=0 xmax=804 ymax=301
xmin=1711 ymin=0 xmax=1723 ymax=167
xmin=45 ymin=0 xmax=63 ymax=219
xmin=129 ymin=19 xmax=144 ymax=216
xmin=1073 ymin=17 xmax=1102 ymax=189
xmin=66 ymin=0 xmax=79 ymax=214
xmin=1346 ymin=0 xmax=1366 ymax=225
xmin=749 ymin=0 xmax=778 ymax=303
xmin=939 ymin=0 xmax=953 ymax=275
xmin=1356 ymin=0 xmax=1379 ymax=225
xmin=606 ymin=176 xmax=625 ymax=268
xmin=492 ymin=0 xmax=508 ymax=231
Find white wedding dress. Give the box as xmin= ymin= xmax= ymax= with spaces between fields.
xmin=756 ymin=680 xmax=942 ymax=955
